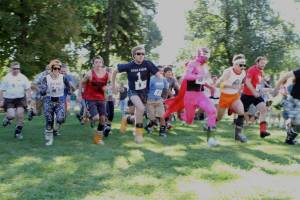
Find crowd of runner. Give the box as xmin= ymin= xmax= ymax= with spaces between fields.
xmin=1 ymin=45 xmax=299 ymax=146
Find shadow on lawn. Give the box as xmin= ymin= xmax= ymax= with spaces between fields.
xmin=1 ymin=114 xmax=300 ymax=199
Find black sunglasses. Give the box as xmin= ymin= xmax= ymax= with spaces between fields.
xmin=12 ymin=68 xmax=20 ymax=70
xmin=136 ymin=52 xmax=145 ymax=56
xmin=239 ymin=64 xmax=246 ymax=67
xmin=52 ymin=67 xmax=61 ymax=71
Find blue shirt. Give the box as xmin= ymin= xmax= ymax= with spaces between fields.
xmin=147 ymin=76 xmax=169 ymax=100
xmin=117 ymin=60 xmax=159 ymax=93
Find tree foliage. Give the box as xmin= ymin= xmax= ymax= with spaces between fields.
xmin=0 ymin=0 xmax=82 ymax=78
xmin=186 ymin=0 xmax=300 ymax=75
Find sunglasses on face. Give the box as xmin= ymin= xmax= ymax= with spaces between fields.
xmin=135 ymin=52 xmax=145 ymax=56
xmin=52 ymin=67 xmax=61 ymax=71
xmin=239 ymin=64 xmax=246 ymax=67
xmin=12 ymin=68 xmax=20 ymax=70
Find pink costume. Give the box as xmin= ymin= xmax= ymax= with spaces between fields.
xmin=181 ymin=48 xmax=217 ymax=127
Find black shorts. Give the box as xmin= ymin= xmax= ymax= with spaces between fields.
xmin=128 ymin=90 xmax=147 ymax=105
xmin=4 ymin=97 xmax=27 ymax=111
xmin=241 ymin=94 xmax=264 ymax=112
xmin=86 ymin=100 xmax=106 ymax=118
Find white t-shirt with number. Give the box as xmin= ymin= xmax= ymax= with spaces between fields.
xmin=0 ymin=73 xmax=30 ymax=98
xmin=46 ymin=74 xmax=65 ymax=97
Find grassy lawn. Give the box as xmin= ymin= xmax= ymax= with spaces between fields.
xmin=0 ymin=111 xmax=300 ymax=200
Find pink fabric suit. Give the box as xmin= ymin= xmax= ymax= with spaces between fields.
xmin=181 ymin=60 xmax=217 ymax=127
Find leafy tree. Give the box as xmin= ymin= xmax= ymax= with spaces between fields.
xmin=81 ymin=0 xmax=158 ymax=66
xmin=186 ymin=0 xmax=300 ymax=75
xmin=0 ymin=0 xmax=82 ymax=78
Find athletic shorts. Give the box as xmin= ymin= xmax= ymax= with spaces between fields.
xmin=219 ymin=93 xmax=240 ymax=109
xmin=86 ymin=100 xmax=106 ymax=118
xmin=128 ymin=90 xmax=147 ymax=105
xmin=241 ymin=94 xmax=264 ymax=112
xmin=147 ymin=99 xmax=165 ymax=120
xmin=4 ymin=97 xmax=27 ymax=111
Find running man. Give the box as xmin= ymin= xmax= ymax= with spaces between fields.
xmin=215 ymin=54 xmax=247 ymax=142
xmin=0 ymin=61 xmax=31 ymax=139
xmin=112 ymin=45 xmax=161 ymax=143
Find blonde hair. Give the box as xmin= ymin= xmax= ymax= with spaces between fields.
xmin=49 ymin=59 xmax=62 ymax=69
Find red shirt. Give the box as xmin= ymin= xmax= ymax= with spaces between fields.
xmin=242 ymin=65 xmax=263 ymax=96
xmin=84 ymin=70 xmax=108 ymax=100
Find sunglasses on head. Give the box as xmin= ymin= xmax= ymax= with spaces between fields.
xmin=135 ymin=52 xmax=145 ymax=56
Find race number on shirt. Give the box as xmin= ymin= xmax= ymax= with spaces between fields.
xmin=154 ymin=89 xmax=162 ymax=97
xmin=134 ymin=72 xmax=147 ymax=90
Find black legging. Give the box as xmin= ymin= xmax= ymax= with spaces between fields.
xmin=106 ymin=101 xmax=114 ymax=122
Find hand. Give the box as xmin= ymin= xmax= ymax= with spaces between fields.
xmin=253 ymin=91 xmax=260 ymax=98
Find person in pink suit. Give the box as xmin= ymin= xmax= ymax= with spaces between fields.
xmin=164 ymin=48 xmax=218 ymax=147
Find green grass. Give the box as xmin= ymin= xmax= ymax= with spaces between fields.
xmin=0 ymin=111 xmax=300 ymax=200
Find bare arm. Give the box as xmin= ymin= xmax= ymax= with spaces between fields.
xmin=245 ymin=77 xmax=259 ymax=97
xmin=273 ymin=71 xmax=295 ymax=96
xmin=111 ymin=69 xmax=119 ymax=94
xmin=81 ymin=71 xmax=92 ymax=84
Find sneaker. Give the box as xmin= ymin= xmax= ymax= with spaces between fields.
xmin=145 ymin=126 xmax=153 ymax=134
xmin=15 ymin=133 xmax=23 ymax=140
xmin=159 ymin=132 xmax=167 ymax=138
xmin=235 ymin=134 xmax=247 ymax=143
xmin=260 ymin=131 xmax=271 ymax=138
xmin=2 ymin=117 xmax=11 ymax=127
xmin=53 ymin=130 xmax=61 ymax=136
xmin=104 ymin=124 xmax=111 ymax=137
xmin=28 ymin=110 xmax=35 ymax=121
xmin=207 ymin=137 xmax=219 ymax=147
xmin=45 ymin=130 xmax=53 ymax=146
xmin=93 ymin=132 xmax=104 ymax=145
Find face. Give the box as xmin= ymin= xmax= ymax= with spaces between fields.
xmin=60 ymin=67 xmax=67 ymax=75
xmin=165 ymin=70 xmax=173 ymax=78
xmin=93 ymin=58 xmax=103 ymax=68
xmin=51 ymin=64 xmax=61 ymax=75
xmin=257 ymin=59 xmax=267 ymax=69
xmin=11 ymin=65 xmax=20 ymax=76
xmin=133 ymin=50 xmax=145 ymax=64
xmin=234 ymin=62 xmax=246 ymax=73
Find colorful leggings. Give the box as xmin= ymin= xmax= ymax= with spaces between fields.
xmin=183 ymin=91 xmax=216 ymax=127
xmin=44 ymin=97 xmax=66 ymax=130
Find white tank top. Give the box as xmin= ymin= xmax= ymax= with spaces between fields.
xmin=46 ymin=74 xmax=65 ymax=97
xmin=222 ymin=67 xmax=245 ymax=94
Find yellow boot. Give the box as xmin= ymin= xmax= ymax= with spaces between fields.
xmin=120 ymin=116 xmax=128 ymax=134
xmin=93 ymin=131 xmax=104 ymax=145
xmin=135 ymin=128 xmax=144 ymax=144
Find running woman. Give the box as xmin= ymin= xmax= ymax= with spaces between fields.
xmin=40 ymin=59 xmax=71 ymax=146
